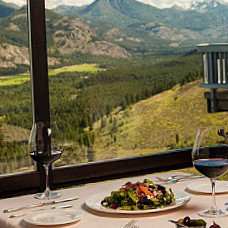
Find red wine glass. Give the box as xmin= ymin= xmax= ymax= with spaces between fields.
xmin=29 ymin=121 xmax=62 ymax=200
xmin=192 ymin=127 xmax=228 ymax=217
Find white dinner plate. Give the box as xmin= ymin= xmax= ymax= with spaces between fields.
xmin=24 ymin=209 xmax=82 ymax=226
xmin=85 ymin=189 xmax=190 ymax=214
xmin=187 ymin=181 xmax=228 ymax=194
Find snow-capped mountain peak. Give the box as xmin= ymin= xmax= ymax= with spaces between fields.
xmin=188 ymin=0 xmax=223 ymax=12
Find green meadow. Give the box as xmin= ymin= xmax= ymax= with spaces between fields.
xmin=0 ymin=64 xmax=102 ymax=86
xmin=93 ymin=80 xmax=228 ymax=160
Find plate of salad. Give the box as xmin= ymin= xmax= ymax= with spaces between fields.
xmin=85 ymin=179 xmax=191 ymax=214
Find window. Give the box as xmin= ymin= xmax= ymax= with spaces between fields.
xmin=0 ymin=3 xmax=33 ymax=175
xmin=45 ymin=0 xmax=228 ymax=169
xmin=1 ymin=0 xmax=228 ymax=197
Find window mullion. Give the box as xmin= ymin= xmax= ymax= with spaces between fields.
xmin=27 ymin=0 xmax=52 ymax=192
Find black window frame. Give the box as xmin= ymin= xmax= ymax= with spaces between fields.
xmin=0 ymin=0 xmax=193 ymax=198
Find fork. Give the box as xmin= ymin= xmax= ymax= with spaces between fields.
xmin=162 ymin=174 xmax=199 ymax=181
xmin=161 ymin=174 xmax=198 ymax=181
xmin=156 ymin=175 xmax=205 ymax=184
xmin=123 ymin=219 xmax=138 ymax=228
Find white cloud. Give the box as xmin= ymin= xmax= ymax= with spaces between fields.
xmin=137 ymin=0 xmax=228 ymax=8
xmin=3 ymin=0 xmax=94 ymax=8
xmin=3 ymin=0 xmax=25 ymax=6
xmin=45 ymin=0 xmax=95 ymax=9
xmin=3 ymin=0 xmax=228 ymax=9
xmin=136 ymin=0 xmax=194 ymax=8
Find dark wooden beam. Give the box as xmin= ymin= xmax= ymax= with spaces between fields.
xmin=0 ymin=148 xmax=193 ymax=198
xmin=27 ymin=0 xmax=50 ymax=123
xmin=0 ymin=171 xmax=40 ymax=198
xmin=52 ymin=148 xmax=193 ymax=189
xmin=205 ymin=91 xmax=228 ymax=112
xmin=27 ymin=0 xmax=51 ymax=191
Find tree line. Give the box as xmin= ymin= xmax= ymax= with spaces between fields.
xmin=0 ymin=53 xmax=202 ymax=172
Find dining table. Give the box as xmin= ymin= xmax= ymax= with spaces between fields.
xmin=0 ymin=171 xmax=228 ymax=228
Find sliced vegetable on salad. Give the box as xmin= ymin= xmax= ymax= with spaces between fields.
xmin=101 ymin=179 xmax=175 ymax=210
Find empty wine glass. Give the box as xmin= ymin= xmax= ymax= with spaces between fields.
xmin=29 ymin=121 xmax=62 ymax=200
xmin=192 ymin=126 xmax=228 ymax=217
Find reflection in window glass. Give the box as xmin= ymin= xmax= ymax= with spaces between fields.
xmin=0 ymin=4 xmax=33 ymax=174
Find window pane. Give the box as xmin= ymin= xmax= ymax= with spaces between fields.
xmin=45 ymin=1 xmax=228 ymax=167
xmin=0 ymin=3 xmax=33 ymax=174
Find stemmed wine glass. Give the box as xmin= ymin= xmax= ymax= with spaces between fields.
xmin=29 ymin=121 xmax=62 ymax=200
xmin=192 ymin=126 xmax=228 ymax=217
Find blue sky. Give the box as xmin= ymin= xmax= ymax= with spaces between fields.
xmin=3 ymin=0 xmax=228 ymax=9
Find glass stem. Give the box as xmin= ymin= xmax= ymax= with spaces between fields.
xmin=44 ymin=164 xmax=50 ymax=197
xmin=211 ymin=178 xmax=217 ymax=211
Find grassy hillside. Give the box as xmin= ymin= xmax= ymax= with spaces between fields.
xmin=0 ymin=54 xmax=202 ymax=144
xmin=0 ymin=54 xmax=206 ymax=173
xmin=0 ymin=124 xmax=29 ymax=142
xmin=0 ymin=64 xmax=102 ymax=86
xmin=93 ymin=80 xmax=228 ymax=160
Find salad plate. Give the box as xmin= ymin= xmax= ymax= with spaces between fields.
xmin=187 ymin=181 xmax=228 ymax=194
xmin=85 ymin=189 xmax=191 ymax=214
xmin=24 ymin=209 xmax=82 ymax=226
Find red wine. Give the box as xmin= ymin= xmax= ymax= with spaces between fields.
xmin=30 ymin=150 xmax=62 ymax=165
xmin=193 ymin=159 xmax=228 ymax=179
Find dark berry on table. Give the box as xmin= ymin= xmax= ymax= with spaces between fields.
xmin=209 ymin=221 xmax=221 ymax=228
xmin=183 ymin=216 xmax=191 ymax=225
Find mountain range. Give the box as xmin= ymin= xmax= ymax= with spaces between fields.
xmin=3 ymin=0 xmax=228 ymax=10
xmin=1 ymin=0 xmax=228 ymax=70
xmin=0 ymin=0 xmax=18 ymax=18
xmin=53 ymin=0 xmax=228 ymax=51
xmin=189 ymin=0 xmax=228 ymax=13
xmin=54 ymin=0 xmax=228 ymax=29
xmin=0 ymin=5 xmax=131 ymax=70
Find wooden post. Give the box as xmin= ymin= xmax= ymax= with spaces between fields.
xmin=27 ymin=0 xmax=51 ymax=191
xmin=210 ymin=89 xmax=217 ymax=113
xmin=27 ymin=0 xmax=50 ymax=124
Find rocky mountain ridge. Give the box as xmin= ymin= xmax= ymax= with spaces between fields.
xmin=54 ymin=0 xmax=228 ymax=48
xmin=0 ymin=8 xmax=131 ymax=70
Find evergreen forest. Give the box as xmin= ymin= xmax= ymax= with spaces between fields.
xmin=0 ymin=54 xmax=202 ymax=174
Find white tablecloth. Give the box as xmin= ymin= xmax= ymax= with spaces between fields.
xmin=0 ymin=172 xmax=228 ymax=228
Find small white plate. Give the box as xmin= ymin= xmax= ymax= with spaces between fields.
xmin=85 ymin=190 xmax=190 ymax=214
xmin=187 ymin=181 xmax=228 ymax=194
xmin=24 ymin=209 xmax=82 ymax=226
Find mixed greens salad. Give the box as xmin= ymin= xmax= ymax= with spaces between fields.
xmin=101 ymin=179 xmax=175 ymax=210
